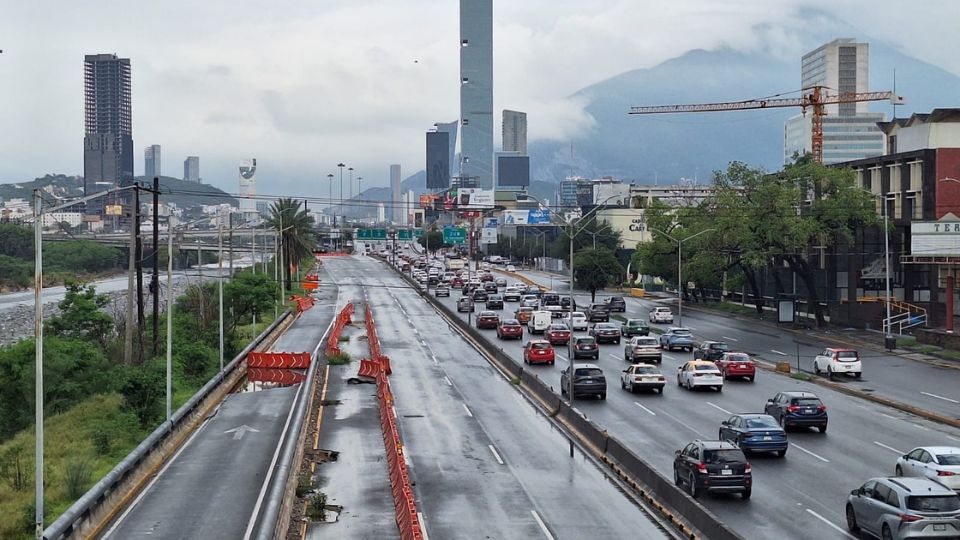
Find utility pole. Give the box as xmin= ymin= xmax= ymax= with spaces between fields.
xmin=124 ymin=186 xmax=138 ymax=365
xmin=218 ymin=223 xmax=224 ymax=373
xmin=33 ymin=189 xmax=44 ymax=538
xmin=152 ymin=176 xmax=160 ymax=356
xmin=166 ymin=227 xmax=173 ymax=421
xmin=135 ymin=186 xmax=145 ymax=364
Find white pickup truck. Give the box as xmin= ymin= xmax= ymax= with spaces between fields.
xmin=648 ymin=307 xmax=674 ymax=324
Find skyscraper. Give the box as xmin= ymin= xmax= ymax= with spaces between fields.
xmin=144 ymin=145 xmax=161 ymax=177
xmin=460 ymin=0 xmax=494 ymax=189
xmin=183 ymin=156 xmax=200 ymax=183
xmin=784 ymin=39 xmax=885 ymax=164
xmin=390 ymin=164 xmax=402 ymax=224
xmin=502 ymin=110 xmax=527 ymax=154
xmin=239 ymin=159 xmax=257 ymax=212
xmin=83 ymin=53 xmax=133 ymax=213
xmin=435 ymin=120 xmax=458 ymax=181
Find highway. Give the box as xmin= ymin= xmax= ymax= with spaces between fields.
xmin=101 ymin=271 xmax=338 ymax=540
xmin=324 ymin=253 xmax=673 ymax=539
xmin=416 ymin=261 xmax=960 ymax=539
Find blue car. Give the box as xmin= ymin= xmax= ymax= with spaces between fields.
xmin=718 ymin=414 xmax=788 ymax=457
xmin=659 ymin=327 xmax=694 ymax=352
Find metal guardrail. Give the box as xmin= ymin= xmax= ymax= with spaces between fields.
xmin=42 ymin=309 xmax=293 ymax=540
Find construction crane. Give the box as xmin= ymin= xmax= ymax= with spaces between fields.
xmin=629 ymin=86 xmax=905 ymax=163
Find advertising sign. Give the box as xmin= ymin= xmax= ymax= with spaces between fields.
xmin=419 ymin=194 xmax=439 ymax=209
xmin=457 ymin=188 xmax=495 ymax=209
xmin=502 ymin=209 xmax=550 ymax=225
xmin=480 ymin=227 xmax=497 ymax=245
xmin=527 ymin=208 xmax=550 ymax=224
xmin=911 ymin=221 xmax=960 ymax=256
xmin=497 ymin=155 xmax=530 ymax=187
xmin=426 ymin=131 xmax=451 ymax=189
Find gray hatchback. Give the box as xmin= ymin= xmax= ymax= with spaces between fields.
xmin=847 ymin=477 xmax=960 ymax=540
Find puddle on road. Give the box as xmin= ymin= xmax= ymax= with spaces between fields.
xmin=239 ymin=368 xmax=306 ymax=392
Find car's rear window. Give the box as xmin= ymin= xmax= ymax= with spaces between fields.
xmin=938 ymin=454 xmax=960 ymax=465
xmin=710 ymin=343 xmax=730 ymax=350
xmin=548 ymin=325 xmax=567 ymax=331
xmin=694 ymin=364 xmax=717 ymax=371
xmin=577 ymin=338 xmax=596 ymax=344
xmin=744 ymin=417 xmax=779 ymax=429
xmin=627 ymin=320 xmax=645 ymax=326
xmin=635 ymin=366 xmax=658 ymax=374
xmin=503 ymin=320 xmax=520 ymax=326
xmin=636 ymin=338 xmax=659 ymax=346
xmin=835 ymin=351 xmax=859 ymax=359
xmin=672 ymin=329 xmax=692 ymax=336
xmin=488 ymin=295 xmax=502 ymax=300
xmin=906 ymin=495 xmax=960 ymax=512
xmin=790 ymin=398 xmax=822 ymax=407
xmin=725 ymin=353 xmax=751 ymax=362
xmin=574 ymin=368 xmax=604 ymax=378
xmin=703 ymin=449 xmax=746 ymax=464
xmin=532 ymin=343 xmax=551 ymax=350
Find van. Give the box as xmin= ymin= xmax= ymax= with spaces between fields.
xmin=528 ymin=310 xmax=552 ymax=334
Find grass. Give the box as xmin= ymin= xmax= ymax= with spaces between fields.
xmin=648 ymin=326 xmax=666 ymax=335
xmin=790 ymin=372 xmax=811 ymax=381
xmin=327 ymin=351 xmax=352 ymax=365
xmin=0 ymin=394 xmax=149 ymax=539
xmin=610 ymin=314 xmax=627 ymax=323
xmin=703 ymin=301 xmax=762 ymax=317
xmin=918 ymin=345 xmax=940 ymax=355
xmin=337 ymin=335 xmax=350 ymax=342
xmin=896 ymin=336 xmax=917 ymax=347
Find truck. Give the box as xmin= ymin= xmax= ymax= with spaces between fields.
xmin=446 ymin=258 xmax=466 ymax=271
xmin=528 ymin=310 xmax=552 ymax=334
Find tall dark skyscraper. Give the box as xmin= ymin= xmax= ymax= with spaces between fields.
xmin=83 ymin=53 xmax=133 ymax=212
xmin=144 ymin=144 xmax=161 ymax=177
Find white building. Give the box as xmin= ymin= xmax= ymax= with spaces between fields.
xmin=390 ymin=164 xmax=402 ymax=224
xmin=41 ymin=212 xmax=83 ymax=229
xmin=377 ymin=203 xmax=386 ymax=223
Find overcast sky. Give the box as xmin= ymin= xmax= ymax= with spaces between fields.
xmin=1 ymin=0 xmax=957 ymax=198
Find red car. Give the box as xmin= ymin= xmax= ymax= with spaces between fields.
xmin=476 ymin=311 xmax=500 ymax=330
xmin=715 ymin=352 xmax=756 ymax=382
xmin=545 ymin=324 xmax=571 ymax=346
xmin=497 ymin=319 xmax=524 ymax=340
xmin=523 ymin=340 xmax=556 ymax=365
xmin=452 ymin=277 xmax=464 ymax=287
xmin=480 ymin=273 xmax=494 ymax=282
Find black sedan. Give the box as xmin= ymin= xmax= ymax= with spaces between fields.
xmin=718 ymin=414 xmax=788 ymax=457
xmin=763 ymin=391 xmax=828 ymax=433
xmin=589 ymin=323 xmax=622 ymax=344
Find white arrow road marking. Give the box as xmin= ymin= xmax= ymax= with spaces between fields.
xmin=224 ymin=425 xmax=260 ymax=440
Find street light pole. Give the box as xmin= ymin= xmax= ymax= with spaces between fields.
xmin=647 ymin=226 xmax=715 ymax=327
xmin=883 ymin=196 xmax=892 ymax=336
xmin=166 ymin=227 xmax=173 ymax=421
xmin=338 ymin=163 xmax=345 ymax=249
xmin=33 ymin=189 xmax=44 ymax=538
xmin=327 ymin=173 xmax=334 ymax=228
xmin=218 ymin=223 xmax=224 ymax=373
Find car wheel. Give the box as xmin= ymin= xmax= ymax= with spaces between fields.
xmin=814 ymin=362 xmax=821 ymax=375
xmin=677 ymin=376 xmax=682 ymax=387
xmin=716 ymin=385 xmax=722 ymax=393
xmin=818 ymin=424 xmax=827 ymax=434
xmin=776 ymin=449 xmax=786 ymax=458
xmin=616 ymin=339 xmax=621 ymax=344
xmin=630 ymin=383 xmax=638 ymax=394
xmin=854 ymin=372 xmax=861 ymax=379
xmin=777 ymin=414 xmax=785 ymax=427
xmin=549 ymin=360 xmax=555 ymax=365
xmin=674 ymin=468 xmax=682 ymax=486
xmin=688 ymin=474 xmax=699 ymax=498
xmin=845 ymin=504 xmax=860 ymax=533
xmin=747 ymin=376 xmax=755 ymax=382
xmin=895 ymin=465 xmax=903 ymax=476
xmin=881 ymin=524 xmax=893 ymax=540
xmin=600 ymin=393 xmax=606 ymax=400
xmin=621 ymin=379 xmax=626 ymax=389
xmin=741 ymin=488 xmax=751 ymax=501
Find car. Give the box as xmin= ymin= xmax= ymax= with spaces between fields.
xmin=895 ymin=447 xmax=960 ymax=491
xmin=846 ymin=477 xmax=960 ymax=539
xmin=763 ymin=391 xmax=828 ymax=433
xmin=451 ymin=277 xmax=464 ymax=287
xmin=715 ymin=352 xmax=756 ymax=381
xmin=674 ymin=440 xmax=751 ymax=500
xmin=541 ymin=291 xmax=561 ymax=307
xmin=483 ymin=281 xmax=498 ymax=293
xmin=503 ymin=288 xmax=522 ymax=302
xmin=506 ymin=264 xmax=516 ymax=272
xmin=718 ymin=414 xmax=788 ymax=457
xmin=435 ymin=284 xmax=451 ymax=297
xmin=603 ymin=296 xmax=627 ymax=312
xmin=523 ymin=340 xmax=556 ymax=365
xmin=457 ymin=297 xmax=474 ymax=312
xmin=565 ymin=311 xmax=588 ymax=331
xmin=528 ymin=310 xmax=552 ymax=334
xmin=589 ymin=322 xmax=622 ymax=344
xmin=472 ymin=289 xmax=489 ymax=302
xmin=545 ymin=323 xmax=572 ymax=346
xmin=485 ymin=294 xmax=504 ymax=310
xmin=572 ymin=336 xmax=600 ymax=360
xmin=813 ymin=348 xmax=862 ymax=379
xmin=677 ymin=360 xmax=724 ymax=392
xmin=693 ymin=341 xmax=730 ymax=361
xmin=476 ymin=311 xmax=500 ymax=329
xmin=621 ymin=363 xmax=665 ymax=393
xmin=560 ymin=296 xmax=577 ymax=311
xmin=524 ymin=285 xmax=542 ymax=297
xmin=621 ymin=318 xmax=650 ymax=337
xmin=480 ymin=272 xmax=494 ymax=282
xmin=561 ymin=364 xmax=607 ymax=400
xmin=515 ymin=306 xmax=535 ymax=324
xmin=494 ymin=277 xmax=507 ymax=287
xmin=497 ymin=319 xmax=524 ymax=340
xmin=624 ymin=336 xmax=662 ymax=363
xmin=584 ymin=303 xmax=610 ymax=322
xmin=520 ymin=295 xmax=540 ymax=308
xmin=649 ymin=307 xmax=674 ymax=324
xmin=660 ymin=327 xmax=695 ymax=352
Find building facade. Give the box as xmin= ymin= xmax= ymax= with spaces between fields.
xmin=144 ymin=144 xmax=161 ymax=177
xmin=390 ymin=164 xmax=402 ymax=224
xmin=460 ymin=0 xmax=494 ymax=189
xmin=83 ymin=53 xmax=133 ymax=213
xmin=502 ymin=109 xmax=527 ymax=155
xmin=184 ymin=156 xmax=200 ymax=183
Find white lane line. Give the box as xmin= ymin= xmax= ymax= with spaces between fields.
xmin=531 ymin=510 xmax=556 ymax=540
xmin=417 ymin=512 xmax=431 ymax=540
xmin=947 ymin=435 xmax=960 ymax=442
xmin=488 ymin=444 xmax=505 ymax=465
xmin=770 ymin=349 xmax=788 ymax=356
xmin=634 ymin=402 xmax=657 ymax=416
xmin=444 ymin=376 xmax=452 ymax=386
xmin=791 ymin=443 xmax=830 ymax=463
xmin=609 ymin=353 xmax=623 ymax=360
xmin=556 ymin=354 xmax=569 ymax=362
xmin=659 ymin=410 xmax=706 ymax=438
xmin=392 ymin=405 xmax=398 ymax=419
xmin=707 ymin=401 xmax=732 ymax=415
xmin=463 ymin=404 xmax=474 ymax=417
xmin=881 ymin=413 xmax=898 ymax=420
xmin=913 ymin=423 xmax=930 ymax=431
xmin=722 ymin=336 xmax=739 ymax=342
xmin=804 ymin=509 xmax=857 ymax=540
xmin=873 ymin=441 xmax=904 ymax=454
xmin=432 ymin=355 xmax=439 ymax=365
xmin=921 ymin=391 xmax=960 ymax=404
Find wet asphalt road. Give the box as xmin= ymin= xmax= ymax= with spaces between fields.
xmin=415 ymin=261 xmax=960 ymax=540
xmin=323 ymin=255 xmax=671 ymax=540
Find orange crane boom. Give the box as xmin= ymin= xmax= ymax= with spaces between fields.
xmin=629 ymin=86 xmax=904 ymax=163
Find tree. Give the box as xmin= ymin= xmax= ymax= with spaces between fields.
xmin=265 ymin=198 xmax=315 ymax=291
xmin=416 ymin=230 xmax=445 ymax=253
xmin=548 ymin=218 xmax=622 ymax=262
xmin=224 ymin=271 xmax=277 ymax=327
xmin=0 ymin=223 xmax=33 ymax=259
xmin=45 ymin=281 xmax=115 ymax=348
xmin=573 ymin=248 xmax=624 ymax=301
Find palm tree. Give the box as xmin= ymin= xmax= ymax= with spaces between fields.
xmin=266 ymin=198 xmax=316 ymax=291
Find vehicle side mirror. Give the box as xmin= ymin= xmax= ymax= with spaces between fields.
xmin=675 ymin=450 xmax=681 ymax=457
xmin=721 ymin=420 xmax=729 ymax=426
xmin=851 ymin=489 xmax=860 ymax=497
xmin=765 ymin=399 xmax=774 ymax=404
xmin=622 ymin=369 xmax=628 ymax=373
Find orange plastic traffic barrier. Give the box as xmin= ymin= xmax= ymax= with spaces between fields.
xmin=357 ymin=359 xmax=379 ymax=378
xmin=248 ymin=351 xmax=311 ymax=369
xmin=247 ymin=368 xmax=306 ymax=385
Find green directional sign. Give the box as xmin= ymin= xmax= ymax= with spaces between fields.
xmin=443 ymin=227 xmax=467 ymax=244
xmin=414 ymin=230 xmax=424 ymax=238
xmin=357 ymin=229 xmax=371 ymax=240
xmin=356 ymin=229 xmax=387 ymax=240
xmin=372 ymin=229 xmax=387 ymax=240
xmin=398 ymin=229 xmax=412 ymax=241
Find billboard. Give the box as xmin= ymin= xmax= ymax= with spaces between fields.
xmin=497 ymin=155 xmax=530 ymax=187
xmin=419 ymin=194 xmax=439 ymax=209
xmin=441 ymin=188 xmax=495 ymax=209
xmin=426 ymin=131 xmax=450 ymax=189
xmin=598 ymin=208 xmax=651 ymax=249
xmin=502 ymin=209 xmax=550 ymax=225
xmin=238 ymin=158 xmax=257 ymax=211
xmin=911 ymin=221 xmax=960 ymax=256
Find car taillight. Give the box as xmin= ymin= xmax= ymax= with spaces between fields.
xmin=898 ymin=513 xmax=922 ymax=523
xmin=937 ymin=470 xmax=956 ymax=477
xmin=817 ymin=405 xmax=827 ymax=412
xmin=786 ymin=405 xmax=800 ymax=413
xmin=744 ymin=463 xmax=752 ymax=474
xmin=697 ymin=463 xmax=707 ymax=474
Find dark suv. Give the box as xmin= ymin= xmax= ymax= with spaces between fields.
xmin=485 ymin=294 xmax=504 ymax=310
xmin=764 ymin=391 xmax=828 ymax=433
xmin=694 ymin=341 xmax=730 ymax=361
xmin=572 ymin=337 xmax=600 ymax=360
xmin=604 ymin=296 xmax=627 ymax=312
xmin=584 ymin=303 xmax=610 ymax=322
xmin=673 ymin=440 xmax=752 ymax=500
xmin=561 ymin=364 xmax=607 ymax=400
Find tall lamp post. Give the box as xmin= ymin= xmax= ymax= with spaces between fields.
xmin=882 ymin=193 xmax=893 ymax=337
xmin=348 ymin=167 xmax=354 ymax=203
xmin=647 ymin=227 xmax=716 ymax=327
xmin=337 ymin=163 xmax=346 ymax=248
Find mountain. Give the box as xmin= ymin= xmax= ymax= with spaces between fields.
xmin=530 ymin=42 xmax=960 ymax=183
xmin=0 ymin=174 xmax=237 ymax=209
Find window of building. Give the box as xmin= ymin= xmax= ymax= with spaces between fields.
xmin=909 ymin=161 xmax=923 ymax=191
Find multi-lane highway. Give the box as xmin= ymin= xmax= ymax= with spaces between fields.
xmin=323 ymin=254 xmax=673 ymax=539
xmin=411 ymin=259 xmax=960 ymax=540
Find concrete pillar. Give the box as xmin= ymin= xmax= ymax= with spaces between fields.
xmin=947 ymin=275 xmax=955 ymax=333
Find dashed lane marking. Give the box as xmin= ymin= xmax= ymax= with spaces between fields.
xmin=488 ymin=445 xmax=505 ymax=465
xmin=804 ymin=509 xmax=857 ymax=540
xmin=921 ymin=391 xmax=959 ymax=404
xmin=463 ymin=404 xmax=473 ymax=417
xmin=791 ymin=443 xmax=830 ymax=463
xmin=444 ymin=377 xmax=452 ymax=386
xmin=659 ymin=410 xmax=706 ymax=438
xmin=873 ymin=441 xmax=904 ymax=454
xmin=771 ymin=349 xmax=788 ymax=356
xmin=634 ymin=402 xmax=657 ymax=416
xmin=531 ymin=510 xmax=556 ymax=540
xmin=706 ymin=401 xmax=732 ymax=415
xmin=722 ymin=336 xmax=739 ymax=342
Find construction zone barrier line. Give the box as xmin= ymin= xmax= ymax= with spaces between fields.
xmin=247 ymin=351 xmax=311 ymax=369
xmin=324 ymin=302 xmax=355 ymax=356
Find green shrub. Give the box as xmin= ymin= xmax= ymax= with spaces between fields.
xmin=327 ymin=351 xmax=351 ymax=365
xmin=64 ymin=456 xmax=93 ymax=499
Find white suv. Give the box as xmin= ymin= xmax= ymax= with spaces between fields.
xmin=813 ymin=348 xmax=861 ymax=379
xmin=648 ymin=307 xmax=674 ymax=324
